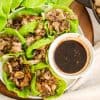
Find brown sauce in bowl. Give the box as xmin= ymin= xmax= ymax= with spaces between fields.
xmin=54 ymin=40 xmax=87 ymax=74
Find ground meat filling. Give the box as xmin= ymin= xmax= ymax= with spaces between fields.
xmin=45 ymin=9 xmax=71 ymax=34
xmin=36 ymin=68 xmax=57 ymax=97
xmin=0 ymin=35 xmax=22 ymax=56
xmin=7 ymin=15 xmax=36 ymax=29
xmin=7 ymin=15 xmax=42 ymax=30
xmin=33 ymin=45 xmax=49 ymax=63
xmin=28 ymin=46 xmax=49 ymax=65
xmin=4 ymin=56 xmax=32 ymax=89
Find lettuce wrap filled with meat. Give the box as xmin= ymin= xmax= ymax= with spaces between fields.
xmin=30 ymin=62 xmax=67 ymax=99
xmin=26 ymin=36 xmax=54 ymax=61
xmin=43 ymin=6 xmax=78 ymax=36
xmin=7 ymin=8 xmax=48 ymax=46
xmin=0 ymin=28 xmax=25 ymax=57
xmin=1 ymin=54 xmax=32 ymax=98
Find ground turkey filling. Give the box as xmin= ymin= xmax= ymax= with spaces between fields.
xmin=4 ymin=56 xmax=32 ymax=89
xmin=28 ymin=45 xmax=49 ymax=65
xmin=7 ymin=15 xmax=41 ymax=29
xmin=33 ymin=45 xmax=49 ymax=63
xmin=45 ymin=9 xmax=73 ymax=34
xmin=0 ymin=35 xmax=22 ymax=56
xmin=7 ymin=15 xmax=46 ymax=46
xmin=36 ymin=68 xmax=58 ymax=97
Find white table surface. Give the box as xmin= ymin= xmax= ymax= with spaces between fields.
xmin=0 ymin=8 xmax=100 ymax=100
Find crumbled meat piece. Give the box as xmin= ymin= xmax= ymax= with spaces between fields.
xmin=52 ymin=22 xmax=60 ymax=32
xmin=35 ymin=23 xmax=46 ymax=37
xmin=44 ymin=84 xmax=51 ymax=92
xmin=0 ymin=35 xmax=22 ymax=55
xmin=3 ymin=62 xmax=12 ymax=74
xmin=60 ymin=20 xmax=70 ymax=32
xmin=46 ymin=9 xmax=66 ymax=21
xmin=51 ymin=84 xmax=57 ymax=91
xmin=7 ymin=17 xmax=23 ymax=29
xmin=0 ymin=37 xmax=11 ymax=54
xmin=20 ymin=74 xmax=30 ymax=88
xmin=26 ymin=35 xmax=35 ymax=46
xmin=11 ymin=42 xmax=22 ymax=53
xmin=43 ymin=70 xmax=51 ymax=80
xmin=36 ymin=68 xmax=57 ymax=97
xmin=14 ymin=71 xmax=24 ymax=79
xmin=21 ymin=15 xmax=35 ymax=25
xmin=13 ymin=78 xmax=20 ymax=87
xmin=6 ymin=62 xmax=13 ymax=73
xmin=0 ymin=39 xmax=8 ymax=50
xmin=33 ymin=46 xmax=48 ymax=62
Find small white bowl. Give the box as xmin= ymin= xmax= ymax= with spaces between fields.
xmin=48 ymin=33 xmax=94 ymax=79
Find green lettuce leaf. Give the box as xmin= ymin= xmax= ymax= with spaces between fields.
xmin=0 ymin=0 xmax=12 ymax=16
xmin=0 ymin=52 xmax=24 ymax=62
xmin=9 ymin=7 xmax=43 ymax=19
xmin=0 ymin=17 xmax=7 ymax=32
xmin=31 ymin=62 xmax=47 ymax=72
xmin=2 ymin=28 xmax=26 ymax=44
xmin=30 ymin=62 xmax=67 ymax=99
xmin=70 ymin=19 xmax=78 ymax=33
xmin=31 ymin=74 xmax=40 ymax=96
xmin=26 ymin=37 xmax=54 ymax=59
xmin=11 ymin=0 xmax=23 ymax=10
xmin=21 ymin=0 xmax=47 ymax=8
xmin=0 ymin=0 xmax=12 ymax=31
xmin=21 ymin=0 xmax=74 ymax=8
xmin=19 ymin=20 xmax=38 ymax=36
xmin=3 ymin=72 xmax=30 ymax=98
xmin=47 ymin=0 xmax=74 ymax=7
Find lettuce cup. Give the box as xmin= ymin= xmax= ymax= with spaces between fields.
xmin=0 ymin=28 xmax=25 ymax=57
xmin=7 ymin=8 xmax=48 ymax=47
xmin=0 ymin=54 xmax=32 ymax=98
xmin=30 ymin=62 xmax=67 ymax=99
xmin=43 ymin=6 xmax=78 ymax=36
xmin=25 ymin=36 xmax=55 ymax=65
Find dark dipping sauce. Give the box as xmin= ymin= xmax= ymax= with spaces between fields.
xmin=54 ymin=40 xmax=87 ymax=74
